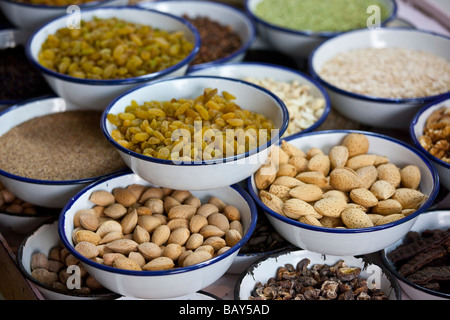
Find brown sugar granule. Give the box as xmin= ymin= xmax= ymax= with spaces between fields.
xmin=0 ymin=110 xmax=126 ymax=181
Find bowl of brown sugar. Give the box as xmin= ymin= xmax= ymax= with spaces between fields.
xmin=0 ymin=96 xmax=127 ymax=209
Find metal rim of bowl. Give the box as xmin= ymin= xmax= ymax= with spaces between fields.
xmin=186 ymin=61 xmax=332 ymax=135
xmin=58 ymin=170 xmax=259 ymax=277
xmin=25 ymin=6 xmax=201 ymax=85
xmin=409 ymin=96 xmax=450 ymax=170
xmin=244 ymin=0 xmax=398 ymax=38
xmin=100 ymin=74 xmax=290 ymax=167
xmin=308 ymin=27 xmax=450 ymax=104
xmin=379 ymin=209 xmax=450 ymax=300
xmin=0 ymin=94 xmax=129 ymax=186
xmin=246 ymin=129 xmax=441 ymax=234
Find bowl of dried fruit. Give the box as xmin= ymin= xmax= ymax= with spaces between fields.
xmin=410 ymin=97 xmax=450 ymax=191
xmin=101 ymin=75 xmax=289 ymax=191
xmin=188 ymin=61 xmax=331 ymax=137
xmin=245 ymin=0 xmax=397 ymax=58
xmin=0 ymin=0 xmax=128 ymax=31
xmin=0 ymin=96 xmax=128 ymax=208
xmin=247 ymin=130 xmax=440 ymax=256
xmin=58 ymin=171 xmax=258 ymax=299
xmin=26 ymin=6 xmax=200 ymax=109
xmin=235 ymin=248 xmax=402 ymax=300
xmin=380 ymin=210 xmax=450 ymax=300
xmin=309 ymin=28 xmax=450 ymax=129
xmin=137 ymin=0 xmax=256 ymax=72
xmin=17 ymin=219 xmax=121 ymax=300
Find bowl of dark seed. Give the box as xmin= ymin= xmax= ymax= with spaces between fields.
xmin=0 ymin=29 xmax=53 ymax=110
xmin=235 ymin=248 xmax=402 ymax=300
xmin=0 ymin=96 xmax=128 ymax=209
xmin=137 ymin=0 xmax=256 ymax=72
xmin=380 ymin=210 xmax=450 ymax=300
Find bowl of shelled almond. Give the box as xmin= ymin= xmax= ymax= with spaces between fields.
xmin=0 ymin=96 xmax=128 ymax=208
xmin=58 ymin=171 xmax=257 ymax=299
xmin=380 ymin=210 xmax=450 ymax=300
xmin=247 ymin=130 xmax=440 ymax=256
xmin=410 ymin=97 xmax=450 ymax=191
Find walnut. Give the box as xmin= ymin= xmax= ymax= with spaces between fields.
xmin=419 ymin=106 xmax=450 ymax=163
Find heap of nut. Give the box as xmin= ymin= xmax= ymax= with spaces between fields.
xmin=0 ymin=182 xmax=37 ymax=214
xmin=30 ymin=245 xmax=107 ymax=294
xmin=72 ymin=185 xmax=243 ymax=271
xmin=255 ymin=133 xmax=428 ymax=229
xmin=419 ymin=106 xmax=450 ymax=164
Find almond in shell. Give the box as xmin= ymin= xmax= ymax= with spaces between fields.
xmin=400 ymin=165 xmax=421 ymax=190
xmin=113 ymin=256 xmax=142 ymax=271
xmin=391 ymin=188 xmax=428 ymax=209
xmin=142 ymin=257 xmax=174 ymax=271
xmin=314 ymin=197 xmax=347 ymax=218
xmin=283 ymin=198 xmax=316 ymax=219
xmin=74 ymin=241 xmax=99 ymax=259
xmin=341 ymin=133 xmax=369 ymax=157
xmin=329 ymin=167 xmax=362 ymax=192
xmin=341 ymin=208 xmax=374 ymax=229
xmin=349 ymin=188 xmax=378 ymax=207
xmin=328 ymin=145 xmax=348 ymax=169
xmin=259 ymin=190 xmax=284 ymax=215
xmin=289 ymin=183 xmax=323 ymax=202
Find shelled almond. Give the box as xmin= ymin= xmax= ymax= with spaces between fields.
xmin=72 ymin=185 xmax=243 ymax=271
xmin=256 ymin=133 xmax=428 ymax=229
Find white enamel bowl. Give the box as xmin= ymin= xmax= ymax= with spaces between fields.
xmin=187 ymin=61 xmax=331 ymax=136
xmin=26 ymin=6 xmax=200 ymax=110
xmin=17 ymin=220 xmax=121 ymax=300
xmin=0 ymin=96 xmax=127 ymax=208
xmin=245 ymin=0 xmax=397 ymax=58
xmin=58 ymin=171 xmax=258 ymax=299
xmin=137 ymin=0 xmax=256 ymax=72
xmin=101 ymin=75 xmax=289 ymax=191
xmin=235 ymin=249 xmax=402 ymax=300
xmin=309 ymin=28 xmax=450 ymax=129
xmin=410 ymin=97 xmax=450 ymax=191
xmin=0 ymin=0 xmax=128 ymax=31
xmin=247 ymin=130 xmax=440 ymax=256
xmin=380 ymin=210 xmax=450 ymax=300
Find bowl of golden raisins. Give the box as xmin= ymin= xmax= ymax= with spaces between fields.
xmin=26 ymin=6 xmax=200 ymax=110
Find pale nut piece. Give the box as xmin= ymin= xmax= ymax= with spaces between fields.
xmin=270 ymin=145 xmax=290 ymax=165
xmin=345 ymin=154 xmax=376 ymax=171
xmin=184 ymin=195 xmax=202 ymax=208
xmin=75 ymin=241 xmax=99 ymax=259
xmin=76 ymin=230 xmax=101 ymax=245
xmin=31 ymin=268 xmax=58 ymax=287
xmin=269 ymin=184 xmax=291 ymax=201
xmin=272 ymin=176 xmax=303 ymax=188
xmin=189 ymin=214 xmax=208 ymax=233
xmin=31 ymin=252 xmax=49 ymax=271
xmin=113 ymin=256 xmax=142 ymax=271
xmin=178 ymin=250 xmax=193 ymax=266
xmin=402 ymin=208 xmax=416 ymax=216
xmin=208 ymin=213 xmax=230 ymax=232
xmin=276 ymin=163 xmax=297 ymax=177
xmin=137 ymin=242 xmax=162 ymax=260
xmin=356 ymin=166 xmax=378 ymax=189
xmin=128 ymin=252 xmax=146 ymax=268
xmin=328 ymin=145 xmax=349 ymax=169
xmin=199 ymin=225 xmax=226 ymax=238
xmin=133 ymin=225 xmax=150 ymax=244
xmin=217 ymin=246 xmax=230 ymax=255
xmin=142 ymin=257 xmax=175 ymax=271
xmin=259 ymin=190 xmax=284 ymax=215
xmin=341 ymin=133 xmax=369 ymax=157
xmin=203 ymin=236 xmax=227 ymax=251
xmin=329 ymin=167 xmax=362 ymax=192
xmin=322 ymin=190 xmax=350 ymax=202
xmin=120 ymin=209 xmax=138 ymax=235
xmin=144 ymin=198 xmax=164 ymax=215
xmin=296 ymin=171 xmax=328 ymax=188
xmin=170 ymin=190 xmax=192 ymax=203
xmin=196 ymin=203 xmax=219 ymax=218
xmin=346 ymin=203 xmax=368 ymax=212
xmin=299 ymin=215 xmax=322 ymax=227
xmin=225 ymin=229 xmax=242 ymax=247
xmin=95 ymin=220 xmax=122 ymax=239
xmin=306 ymin=147 xmax=324 ymax=160
xmin=163 ymin=196 xmax=181 ymax=213
xmin=137 ymin=215 xmax=162 ymax=233
xmin=207 ymin=197 xmax=227 ymax=211
xmin=400 ymin=165 xmax=421 ymax=190
xmin=139 ymin=187 xmax=164 ymax=203
xmin=113 ymin=187 xmax=137 ymax=207
xmin=314 ymin=197 xmax=347 ymax=218
xmin=367 ymin=214 xmax=384 ymax=225
xmin=281 ymin=140 xmax=305 ymax=158
xmin=167 ymin=218 xmax=189 ymax=231
xmin=79 ymin=213 xmax=99 ymax=232
xmin=103 ymin=203 xmax=127 ymax=220
xmin=289 ymin=183 xmax=323 ymax=202
xmin=229 ymin=220 xmax=244 ymax=236
xmin=185 ymin=233 xmax=204 ymax=250
xmin=341 ymin=208 xmax=374 ymax=229
xmin=99 ymin=231 xmax=124 ymax=244
xmin=377 ymin=163 xmax=401 ymax=188
xmin=195 ymin=244 xmax=215 ymax=256
xmin=371 ymin=199 xmax=403 ymax=215
xmin=375 ymin=214 xmax=405 ymax=226
xmin=182 ymin=250 xmax=212 ymax=267
xmin=136 ymin=206 xmax=152 ymax=216
xmin=391 ymin=188 xmax=428 ymax=209
xmin=167 ymin=227 xmax=190 ymax=246
xmin=370 ymin=180 xmax=396 ymax=200
xmin=288 ymin=156 xmax=309 ymax=173
xmin=105 ymin=239 xmax=138 ymax=255
xmin=126 ymin=184 xmax=147 ymax=200
xmin=151 ymin=225 xmax=171 ymax=246
xmin=319 ymin=216 xmax=344 ymax=228
xmin=283 ymin=198 xmax=316 ymax=219
xmin=168 ymin=204 xmax=197 ymax=220
xmin=307 ymin=154 xmax=331 ymax=176
xmin=162 ymin=243 xmax=183 ymax=261
xmin=73 ymin=209 xmax=96 ymax=228
xmin=349 ymin=188 xmax=379 ymax=207
xmin=89 ymin=190 xmax=115 ymax=206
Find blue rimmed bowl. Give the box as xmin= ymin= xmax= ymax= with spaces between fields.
xmin=58 ymin=171 xmax=258 ymax=299
xmin=0 ymin=0 xmax=128 ymax=31
xmin=101 ymin=75 xmax=289 ymax=191
xmin=26 ymin=6 xmax=200 ymax=110
xmin=410 ymin=97 xmax=450 ymax=191
xmin=187 ymin=61 xmax=331 ymax=136
xmin=0 ymin=96 xmax=127 ymax=208
xmin=247 ymin=130 xmax=440 ymax=256
xmin=137 ymin=0 xmax=256 ymax=72
xmin=245 ymin=0 xmax=397 ymax=58
xmin=309 ymin=28 xmax=450 ymax=129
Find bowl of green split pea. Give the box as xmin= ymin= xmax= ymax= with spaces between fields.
xmin=245 ymin=0 xmax=397 ymax=58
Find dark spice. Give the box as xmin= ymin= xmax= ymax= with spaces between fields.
xmin=0 ymin=45 xmax=53 ymax=101
xmin=182 ymin=15 xmax=242 ymax=65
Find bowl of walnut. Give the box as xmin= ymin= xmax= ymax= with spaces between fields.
xmin=410 ymin=97 xmax=450 ymax=191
